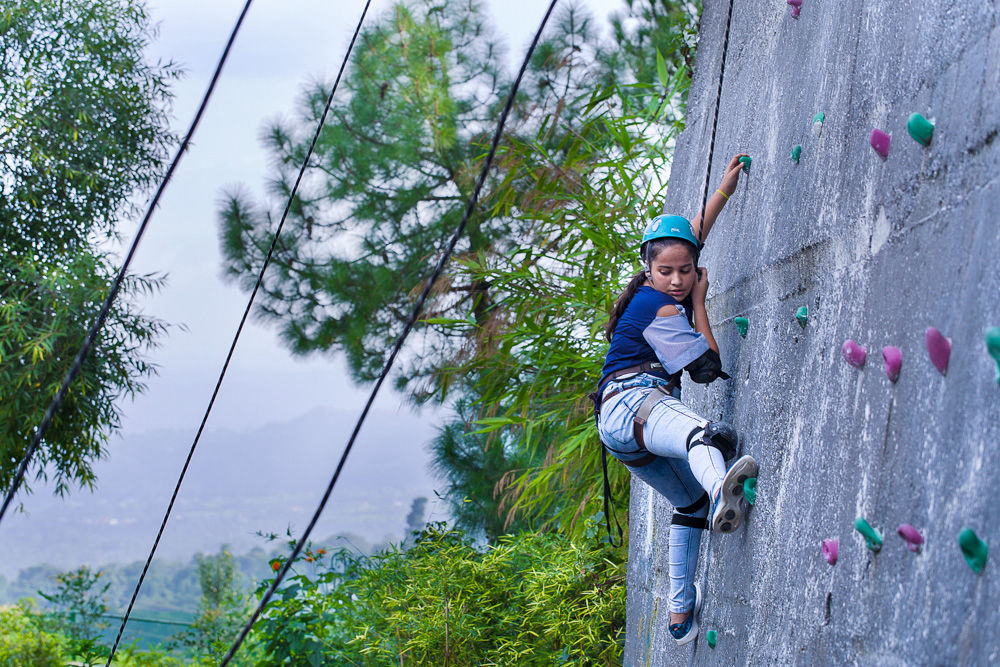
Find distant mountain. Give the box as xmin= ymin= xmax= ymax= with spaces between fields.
xmin=0 ymin=405 xmax=447 ymax=580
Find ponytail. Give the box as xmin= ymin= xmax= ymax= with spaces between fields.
xmin=604 ymin=270 xmax=647 ymax=341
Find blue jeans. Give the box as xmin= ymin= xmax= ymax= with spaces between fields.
xmin=597 ymin=372 xmax=709 ymax=614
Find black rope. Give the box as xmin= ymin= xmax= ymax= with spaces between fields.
xmin=0 ymin=0 xmax=255 ymax=528
xmin=696 ymin=0 xmax=736 ymax=246
xmin=601 ymin=446 xmax=624 ymax=547
xmin=103 ymin=1 xmax=373 ymax=663
xmin=218 ymin=2 xmax=560 ymax=663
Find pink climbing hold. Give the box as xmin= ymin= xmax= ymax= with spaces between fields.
xmin=842 ymin=340 xmax=867 ymax=368
xmin=897 ymin=524 xmax=924 ymax=552
xmin=882 ymin=346 xmax=902 ymax=383
xmin=822 ymin=539 xmax=838 ymax=565
xmin=925 ymin=327 xmax=951 ymax=375
xmin=870 ymin=129 xmax=891 ymax=160
xmin=787 ymin=0 xmax=802 ymax=18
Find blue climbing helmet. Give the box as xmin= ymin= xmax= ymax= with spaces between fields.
xmin=640 ymin=214 xmax=699 ymax=256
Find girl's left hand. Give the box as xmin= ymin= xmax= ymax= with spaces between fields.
xmin=692 ymin=266 xmax=709 ymax=302
xmin=718 ymin=153 xmax=750 ymax=197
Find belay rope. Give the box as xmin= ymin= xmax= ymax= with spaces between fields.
xmin=598 ymin=0 xmax=737 ymax=546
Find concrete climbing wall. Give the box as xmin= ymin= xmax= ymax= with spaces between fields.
xmin=625 ymin=1 xmax=1000 ymax=664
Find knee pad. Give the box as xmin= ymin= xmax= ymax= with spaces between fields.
xmin=672 ymin=491 xmax=709 ymax=530
xmin=703 ymin=421 xmax=739 ymax=460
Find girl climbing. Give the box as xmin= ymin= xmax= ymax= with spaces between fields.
xmin=594 ymin=153 xmax=757 ymax=645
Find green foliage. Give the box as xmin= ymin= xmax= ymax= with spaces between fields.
xmin=171 ymin=549 xmax=258 ymax=664
xmin=38 ymin=565 xmax=109 ymax=663
xmin=110 ymin=643 xmax=210 ymax=666
xmin=436 ymin=69 xmax=693 ymax=536
xmin=0 ymin=599 xmax=67 ymax=667
xmin=218 ymin=0 xmax=609 ymax=400
xmin=430 ymin=397 xmax=549 ymax=540
xmin=249 ymin=524 xmax=625 ymax=665
xmin=607 ymin=0 xmax=701 ymax=111
xmin=0 ymin=0 xmax=177 ymax=498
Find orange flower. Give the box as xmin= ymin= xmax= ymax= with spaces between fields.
xmin=316 ymin=549 xmax=327 ymax=555
xmin=304 ymin=556 xmax=314 ymax=562
xmin=270 ymin=560 xmax=281 ymax=571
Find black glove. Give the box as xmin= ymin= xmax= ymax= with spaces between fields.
xmin=685 ymin=348 xmax=731 ymax=384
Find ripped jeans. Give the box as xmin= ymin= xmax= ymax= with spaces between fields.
xmin=597 ymin=372 xmax=709 ymax=614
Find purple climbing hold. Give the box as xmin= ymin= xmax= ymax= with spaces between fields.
xmin=842 ymin=340 xmax=867 ymax=369
xmin=870 ymin=129 xmax=891 ymax=160
xmin=787 ymin=0 xmax=802 ymax=18
xmin=897 ymin=524 xmax=924 ymax=552
xmin=821 ymin=539 xmax=838 ymax=565
xmin=925 ymin=326 xmax=951 ymax=375
xmin=882 ymin=346 xmax=902 ymax=383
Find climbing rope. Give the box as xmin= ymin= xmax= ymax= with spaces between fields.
xmin=696 ymin=0 xmax=737 ymax=247
xmin=102 ymin=2 xmax=374 ymax=663
xmin=218 ymin=1 xmax=560 ymax=663
xmin=0 ymin=0 xmax=256 ymax=528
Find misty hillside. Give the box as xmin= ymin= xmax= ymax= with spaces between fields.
xmin=0 ymin=405 xmax=445 ymax=579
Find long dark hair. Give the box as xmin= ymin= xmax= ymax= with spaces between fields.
xmin=604 ymin=237 xmax=698 ymax=341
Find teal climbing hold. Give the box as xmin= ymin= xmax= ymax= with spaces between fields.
xmin=739 ymin=156 xmax=752 ymax=173
xmin=795 ymin=306 xmax=808 ymax=328
xmin=791 ymin=144 xmax=802 ymax=163
xmin=706 ymin=630 xmax=717 ymax=648
xmin=744 ymin=477 xmax=757 ymax=505
xmin=854 ymin=517 xmax=883 ymax=552
xmin=958 ymin=527 xmax=987 ymax=573
xmin=734 ymin=317 xmax=749 ymax=338
xmin=907 ymin=112 xmax=935 ymax=146
xmin=985 ymin=326 xmax=1000 ymax=385
xmin=812 ymin=112 xmax=825 ymax=137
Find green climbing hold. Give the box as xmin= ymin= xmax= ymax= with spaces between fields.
xmin=706 ymin=630 xmax=717 ymax=648
xmin=744 ymin=477 xmax=757 ymax=505
xmin=907 ymin=112 xmax=935 ymax=147
xmin=812 ymin=112 xmax=825 ymax=137
xmin=739 ymin=156 xmax=752 ymax=173
xmin=790 ymin=145 xmax=802 ymax=164
xmin=986 ymin=326 xmax=1000 ymax=385
xmin=854 ymin=517 xmax=883 ymax=552
xmin=958 ymin=527 xmax=988 ymax=573
xmin=795 ymin=306 xmax=808 ymax=328
xmin=734 ymin=317 xmax=748 ymax=338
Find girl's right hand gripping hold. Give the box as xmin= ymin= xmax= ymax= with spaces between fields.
xmin=692 ymin=152 xmax=750 ymax=242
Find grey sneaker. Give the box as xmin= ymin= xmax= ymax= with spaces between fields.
xmin=711 ymin=455 xmax=758 ymax=533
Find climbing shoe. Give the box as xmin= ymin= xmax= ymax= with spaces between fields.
xmin=711 ymin=455 xmax=759 ymax=533
xmin=670 ymin=582 xmax=702 ymax=645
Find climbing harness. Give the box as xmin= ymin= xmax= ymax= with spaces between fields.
xmin=590 ymin=362 xmax=680 ymax=545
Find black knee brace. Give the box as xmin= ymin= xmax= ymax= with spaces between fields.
xmin=704 ymin=422 xmax=739 ymax=460
xmin=672 ymin=492 xmax=709 ymax=530
xmin=684 ymin=422 xmax=739 ymax=460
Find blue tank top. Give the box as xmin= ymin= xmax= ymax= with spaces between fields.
xmin=600 ymin=286 xmax=709 ymax=383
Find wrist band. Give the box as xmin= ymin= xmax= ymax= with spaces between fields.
xmin=716 ymin=188 xmax=730 ymax=200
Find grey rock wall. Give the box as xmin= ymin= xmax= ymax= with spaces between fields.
xmin=625 ymin=1 xmax=1000 ymax=664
